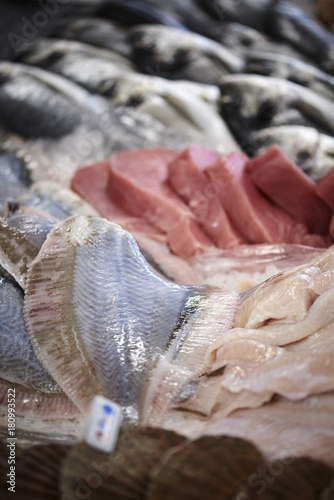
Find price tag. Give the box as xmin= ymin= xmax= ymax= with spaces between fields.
xmin=83 ymin=395 xmax=122 ymax=453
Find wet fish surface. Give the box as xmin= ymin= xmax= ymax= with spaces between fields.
xmin=0 ymin=62 xmax=190 ymax=186
xmin=15 ymin=37 xmax=136 ymax=96
xmin=268 ymin=0 xmax=334 ymax=74
xmin=22 ymin=217 xmax=205 ymax=421
xmin=245 ymin=51 xmax=334 ymax=101
xmin=219 ymin=74 xmax=334 ymax=146
xmin=130 ymin=24 xmax=244 ymax=85
xmin=0 ymin=215 xmax=54 ymax=287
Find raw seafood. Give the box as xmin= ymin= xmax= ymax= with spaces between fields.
xmin=168 ymin=146 xmax=245 ymax=248
xmin=154 ymin=246 xmax=334 ymax=466
xmin=220 ymin=74 xmax=334 ymax=145
xmin=246 ymin=145 xmax=332 ymax=235
xmin=130 ymin=24 xmax=243 ymax=85
xmin=24 ymin=216 xmax=238 ymax=422
xmin=205 ymin=152 xmax=316 ymax=245
xmin=107 ymin=148 xmax=213 ymax=258
xmin=0 ymin=215 xmax=54 ymax=288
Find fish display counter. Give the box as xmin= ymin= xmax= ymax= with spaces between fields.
xmin=0 ymin=0 xmax=334 ymax=499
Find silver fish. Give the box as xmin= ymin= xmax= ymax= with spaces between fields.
xmin=219 ymin=74 xmax=334 ymax=146
xmin=0 ymin=215 xmax=54 ymax=287
xmin=0 ymin=264 xmax=78 ymax=431
xmin=195 ymin=0 xmax=272 ymax=33
xmin=110 ymin=73 xmax=239 ymax=153
xmin=268 ymin=0 xmax=334 ymax=74
xmin=51 ymin=17 xmax=132 ymax=58
xmin=16 ymin=37 xmax=135 ymax=95
xmin=246 ymin=51 xmax=334 ymax=101
xmin=0 ymin=151 xmax=32 ymax=203
xmin=130 ymin=24 xmax=244 ymax=85
xmin=0 ymin=62 xmax=190 ymax=186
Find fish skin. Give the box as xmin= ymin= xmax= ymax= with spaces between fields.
xmin=16 ymin=37 xmax=136 ymax=95
xmin=0 ymin=62 xmax=190 ymax=187
xmin=109 ymin=71 xmax=220 ymax=105
xmin=50 ymin=17 xmax=133 ymax=59
xmin=110 ymin=73 xmax=239 ymax=153
xmin=245 ymin=51 xmax=334 ymax=101
xmin=210 ymin=21 xmax=312 ymax=63
xmin=23 ymin=216 xmax=205 ymax=422
xmin=0 ymin=264 xmax=79 ymax=431
xmin=268 ymin=0 xmax=334 ymax=74
xmin=0 ymin=215 xmax=53 ymax=288
xmin=130 ymin=24 xmax=244 ymax=85
xmin=17 ymin=39 xmax=237 ymax=154
xmin=96 ymin=0 xmax=187 ymax=30
xmin=219 ymin=74 xmax=334 ymax=147
xmin=143 ymin=287 xmax=240 ymax=426
xmin=247 ymin=125 xmax=334 ymax=181
xmin=0 ymin=152 xmax=32 ymax=203
xmin=195 ymin=0 xmax=272 ymax=33
xmin=0 ymin=66 xmax=81 ymax=140
xmin=0 ymin=265 xmax=57 ymax=393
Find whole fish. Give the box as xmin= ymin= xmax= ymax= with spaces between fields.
xmin=246 ymin=51 xmax=334 ymax=101
xmin=268 ymin=0 xmax=334 ymax=74
xmin=130 ymin=24 xmax=244 ymax=85
xmin=248 ymin=125 xmax=334 ymax=181
xmin=109 ymin=73 xmax=239 ymax=153
xmin=219 ymin=74 xmax=334 ymax=146
xmin=0 ymin=62 xmax=190 ymax=186
xmin=16 ymin=37 xmax=135 ymax=95
xmin=23 ymin=216 xmax=239 ymax=422
xmin=16 ymin=37 xmax=238 ymax=153
xmin=0 ymin=151 xmax=32 ymax=203
xmin=50 ymin=17 xmax=132 ymax=58
xmin=195 ymin=0 xmax=272 ymax=33
xmin=96 ymin=0 xmax=187 ymax=30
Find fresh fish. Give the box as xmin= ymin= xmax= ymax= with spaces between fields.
xmin=246 ymin=51 xmax=334 ymax=101
xmin=0 ymin=151 xmax=32 ymax=203
xmin=96 ymin=0 xmax=187 ymax=30
xmin=51 ymin=17 xmax=132 ymax=58
xmin=16 ymin=37 xmax=136 ymax=95
xmin=0 ymin=264 xmax=78 ymax=433
xmin=109 ymin=72 xmax=220 ymax=105
xmin=0 ymin=215 xmax=54 ymax=288
xmin=130 ymin=24 xmax=244 ymax=85
xmin=219 ymin=74 xmax=334 ymax=146
xmin=23 ymin=216 xmax=239 ymax=423
xmin=21 ymin=181 xmax=99 ymax=220
xmin=195 ymin=0 xmax=272 ymax=33
xmin=157 ymin=247 xmax=334 ymax=466
xmin=248 ymin=126 xmax=334 ymax=181
xmin=16 ymin=39 xmax=236 ymax=153
xmin=0 ymin=264 xmax=56 ymax=393
xmin=0 ymin=62 xmax=190 ymax=186
xmin=110 ymin=73 xmax=239 ymax=153
xmin=268 ymin=0 xmax=334 ymax=74
xmin=131 ymin=0 xmax=216 ymax=36
xmin=190 ymin=243 xmax=324 ymax=292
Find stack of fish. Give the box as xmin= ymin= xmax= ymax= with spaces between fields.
xmin=1 ymin=0 xmax=334 ymax=498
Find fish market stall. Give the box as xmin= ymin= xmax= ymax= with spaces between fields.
xmin=0 ymin=0 xmax=334 ymax=498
